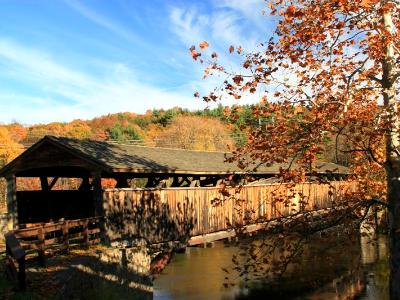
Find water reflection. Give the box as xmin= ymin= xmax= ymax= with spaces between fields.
xmin=153 ymin=233 xmax=389 ymax=300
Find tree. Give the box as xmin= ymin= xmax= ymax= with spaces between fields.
xmin=107 ymin=124 xmax=143 ymax=142
xmin=0 ymin=127 xmax=24 ymax=166
xmin=154 ymin=115 xmax=234 ymax=151
xmin=0 ymin=127 xmax=24 ymax=211
xmin=193 ymin=0 xmax=400 ymax=297
xmin=65 ymin=120 xmax=92 ymax=139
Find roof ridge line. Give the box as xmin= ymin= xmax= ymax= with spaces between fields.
xmin=108 ymin=142 xmax=230 ymax=154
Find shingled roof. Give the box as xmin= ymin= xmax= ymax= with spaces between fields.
xmin=0 ymin=135 xmax=349 ymax=177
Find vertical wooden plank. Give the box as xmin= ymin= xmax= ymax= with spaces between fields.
xmin=203 ymin=188 xmax=208 ymax=234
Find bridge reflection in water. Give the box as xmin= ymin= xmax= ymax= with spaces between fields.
xmin=154 ymin=234 xmax=389 ymax=300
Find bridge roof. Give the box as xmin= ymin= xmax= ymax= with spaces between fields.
xmin=0 ymin=135 xmax=349 ymax=177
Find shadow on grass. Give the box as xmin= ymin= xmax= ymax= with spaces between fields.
xmin=1 ymin=246 xmax=152 ymax=300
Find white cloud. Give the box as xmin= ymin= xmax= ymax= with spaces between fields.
xmin=167 ymin=3 xmax=269 ymax=106
xmin=169 ymin=1 xmax=269 ymax=51
xmin=63 ymin=0 xmax=145 ymax=46
xmin=0 ymin=39 xmax=207 ymax=124
xmin=169 ymin=7 xmax=209 ymax=46
xmin=215 ymin=0 xmax=266 ymax=28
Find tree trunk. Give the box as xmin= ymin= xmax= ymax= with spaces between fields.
xmin=386 ymin=164 xmax=400 ymax=299
xmin=382 ymin=5 xmax=400 ymax=299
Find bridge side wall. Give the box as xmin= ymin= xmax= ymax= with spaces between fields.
xmin=102 ymin=181 xmax=356 ymax=244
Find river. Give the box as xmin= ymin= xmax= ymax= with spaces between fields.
xmin=153 ymin=232 xmax=389 ymax=300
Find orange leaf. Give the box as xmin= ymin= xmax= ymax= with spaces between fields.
xmin=285 ymin=5 xmax=296 ymax=19
xmin=190 ymin=50 xmax=201 ymax=61
xmin=199 ymin=41 xmax=209 ymax=50
xmin=360 ymin=0 xmax=378 ymax=8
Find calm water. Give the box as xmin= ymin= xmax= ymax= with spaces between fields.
xmin=153 ymin=233 xmax=389 ymax=300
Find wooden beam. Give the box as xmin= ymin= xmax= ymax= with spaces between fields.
xmin=40 ymin=176 xmax=49 ymax=191
xmin=199 ymin=176 xmax=219 ymax=187
xmin=145 ymin=176 xmax=155 ymax=188
xmin=190 ymin=176 xmax=200 ymax=187
xmin=48 ymin=177 xmax=59 ymax=190
xmin=171 ymin=176 xmax=186 ymax=187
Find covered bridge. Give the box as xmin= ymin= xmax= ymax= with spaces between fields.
xmin=0 ymin=135 xmax=349 ymax=230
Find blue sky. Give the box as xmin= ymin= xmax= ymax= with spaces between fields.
xmin=0 ymin=0 xmax=272 ymax=124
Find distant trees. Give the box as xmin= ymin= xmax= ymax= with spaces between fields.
xmin=0 ymin=106 xmax=262 ymax=149
xmin=0 ymin=105 xmax=359 ymax=162
xmin=0 ymin=127 xmax=23 ymax=166
xmin=65 ymin=121 xmax=92 ymax=139
xmin=107 ymin=124 xmax=143 ymax=142
xmin=155 ymin=115 xmax=234 ymax=151
xmin=0 ymin=127 xmax=24 ymax=211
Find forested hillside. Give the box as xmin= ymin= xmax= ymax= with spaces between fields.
xmin=0 ymin=104 xmax=350 ymax=168
xmin=0 ymin=105 xmax=259 ymax=164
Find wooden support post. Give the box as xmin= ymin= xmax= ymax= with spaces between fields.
xmin=201 ymin=233 xmax=207 ymax=248
xmin=115 ymin=176 xmax=129 ymax=188
xmin=62 ymin=220 xmax=69 ymax=253
xmin=91 ymin=171 xmax=103 ymax=217
xmin=83 ymin=219 xmax=89 ymax=248
xmin=6 ymin=175 xmax=17 ymax=230
xmin=91 ymin=171 xmax=104 ymax=243
xmin=38 ymin=227 xmax=46 ymax=266
xmin=79 ymin=177 xmax=90 ymax=191
xmin=145 ymin=176 xmax=155 ymax=188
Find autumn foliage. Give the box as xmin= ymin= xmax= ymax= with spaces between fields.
xmin=192 ymin=0 xmax=400 ymax=295
xmin=155 ymin=115 xmax=234 ymax=151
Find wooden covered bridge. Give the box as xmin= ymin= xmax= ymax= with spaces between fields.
xmin=0 ymin=135 xmax=356 ymax=290
xmin=0 ymin=135 xmax=353 ymax=247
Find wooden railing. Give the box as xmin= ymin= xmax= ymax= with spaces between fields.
xmin=4 ymin=232 xmax=26 ymax=290
xmin=3 ymin=217 xmax=101 ymax=290
xmin=12 ymin=217 xmax=101 ymax=264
